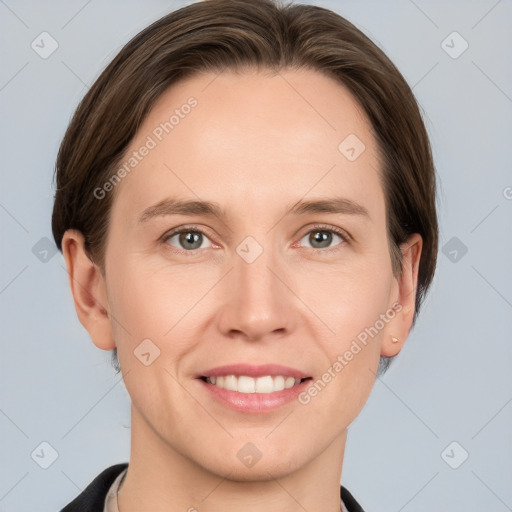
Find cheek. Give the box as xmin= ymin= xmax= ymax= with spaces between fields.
xmin=299 ymin=276 xmax=388 ymax=428
xmin=106 ymin=261 xmax=202 ymax=422
xmin=297 ymin=255 xmax=393 ymax=401
xmin=296 ymin=253 xmax=394 ymax=339
xmin=106 ymin=257 xmax=215 ymax=371
xmin=108 ymin=258 xmax=188 ymax=331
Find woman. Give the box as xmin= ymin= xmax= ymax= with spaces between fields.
xmin=53 ymin=0 xmax=438 ymax=510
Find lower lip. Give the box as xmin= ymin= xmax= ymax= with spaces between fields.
xmin=198 ymin=378 xmax=311 ymax=413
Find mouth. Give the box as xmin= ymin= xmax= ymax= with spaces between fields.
xmin=196 ymin=364 xmax=313 ymax=412
xmin=198 ymin=375 xmax=313 ymax=394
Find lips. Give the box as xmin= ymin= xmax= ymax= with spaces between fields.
xmin=197 ymin=370 xmax=313 ymax=413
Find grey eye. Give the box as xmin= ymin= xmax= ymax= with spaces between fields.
xmin=167 ymin=230 xmax=212 ymax=251
xmin=300 ymin=230 xmax=343 ymax=249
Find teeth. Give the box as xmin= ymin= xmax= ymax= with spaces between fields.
xmin=206 ymin=375 xmax=302 ymax=394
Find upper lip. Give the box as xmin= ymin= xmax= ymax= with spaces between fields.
xmin=197 ymin=364 xmax=310 ymax=379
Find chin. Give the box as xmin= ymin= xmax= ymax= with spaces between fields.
xmin=198 ymin=448 xmax=306 ymax=482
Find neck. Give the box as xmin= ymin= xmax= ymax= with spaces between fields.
xmin=118 ymin=404 xmax=347 ymax=512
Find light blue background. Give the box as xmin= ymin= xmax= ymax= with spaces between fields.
xmin=1 ymin=1 xmax=511 ymax=511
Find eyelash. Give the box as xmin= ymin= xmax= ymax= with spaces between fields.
xmin=161 ymin=223 xmax=349 ymax=256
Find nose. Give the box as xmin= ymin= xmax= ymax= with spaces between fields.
xmin=216 ymin=239 xmax=295 ymax=342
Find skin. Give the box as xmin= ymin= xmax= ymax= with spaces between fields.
xmin=62 ymin=68 xmax=422 ymax=512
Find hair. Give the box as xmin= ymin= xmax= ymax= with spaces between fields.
xmin=52 ymin=0 xmax=438 ymax=376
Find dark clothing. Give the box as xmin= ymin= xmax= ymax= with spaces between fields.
xmin=60 ymin=463 xmax=365 ymax=512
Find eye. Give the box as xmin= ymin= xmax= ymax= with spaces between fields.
xmin=163 ymin=226 xmax=214 ymax=253
xmin=298 ymin=225 xmax=348 ymax=251
xmin=161 ymin=224 xmax=348 ymax=255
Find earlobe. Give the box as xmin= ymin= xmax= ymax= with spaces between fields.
xmin=381 ymin=233 xmax=423 ymax=358
xmin=61 ymin=229 xmax=115 ymax=351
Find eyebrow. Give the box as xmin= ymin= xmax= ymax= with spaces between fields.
xmin=288 ymin=197 xmax=369 ymax=218
xmin=137 ymin=196 xmax=370 ymax=223
xmin=138 ymin=198 xmax=226 ymax=223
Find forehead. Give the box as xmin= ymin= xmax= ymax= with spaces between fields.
xmin=112 ymin=67 xmax=384 ymax=224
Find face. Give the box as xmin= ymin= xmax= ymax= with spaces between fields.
xmin=66 ymin=67 xmax=420 ymax=481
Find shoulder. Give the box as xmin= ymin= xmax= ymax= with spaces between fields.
xmin=59 ymin=463 xmax=129 ymax=512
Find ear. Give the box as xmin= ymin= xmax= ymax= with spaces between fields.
xmin=381 ymin=233 xmax=423 ymax=357
xmin=61 ymin=229 xmax=115 ymax=351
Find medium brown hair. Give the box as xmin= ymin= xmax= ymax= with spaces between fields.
xmin=52 ymin=0 xmax=438 ymax=376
